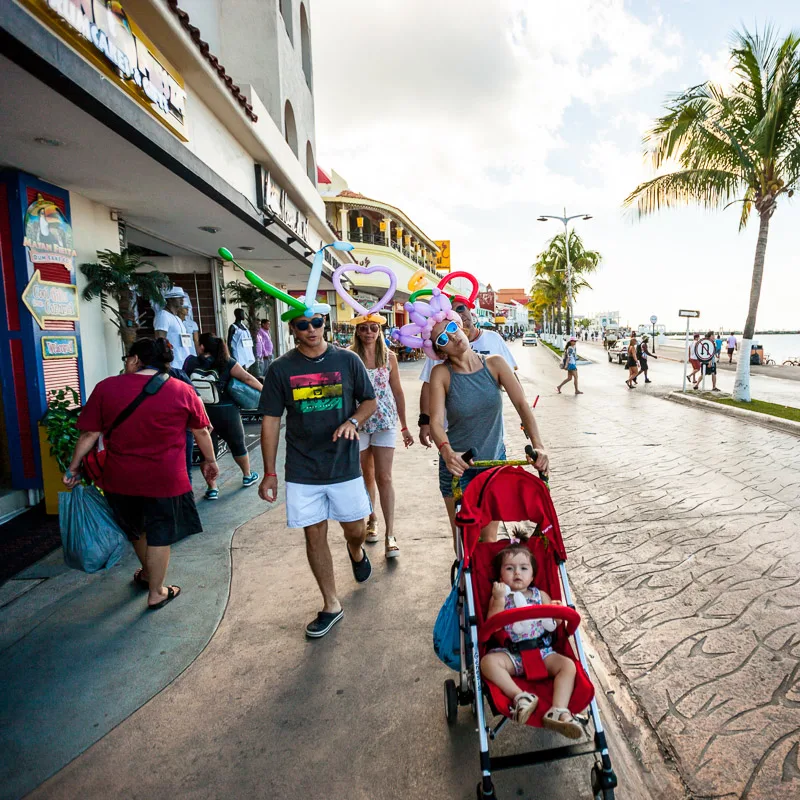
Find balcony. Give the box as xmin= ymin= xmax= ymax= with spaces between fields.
xmin=333 ymin=229 xmax=438 ymax=275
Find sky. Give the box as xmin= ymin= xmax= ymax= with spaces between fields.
xmin=310 ymin=0 xmax=799 ymax=332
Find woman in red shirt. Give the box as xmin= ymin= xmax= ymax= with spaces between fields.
xmin=63 ymin=339 xmax=218 ymax=610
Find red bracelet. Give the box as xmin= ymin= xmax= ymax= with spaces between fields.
xmin=437 ymin=440 xmax=450 ymax=452
xmin=401 ymin=427 xmax=408 ymax=432
xmin=266 ymin=472 xmax=277 ymax=477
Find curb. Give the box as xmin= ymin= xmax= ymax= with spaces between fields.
xmin=666 ymin=391 xmax=800 ymax=437
xmin=539 ymin=342 xmax=594 ymax=365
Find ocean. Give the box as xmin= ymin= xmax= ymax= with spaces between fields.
xmin=667 ymin=333 xmax=800 ymax=363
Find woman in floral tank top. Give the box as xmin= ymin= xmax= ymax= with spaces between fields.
xmin=351 ymin=316 xmax=414 ymax=558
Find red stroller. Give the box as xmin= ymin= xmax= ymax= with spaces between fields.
xmin=443 ymin=463 xmax=618 ymax=799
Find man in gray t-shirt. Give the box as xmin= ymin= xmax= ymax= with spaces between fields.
xmin=258 ymin=313 xmax=377 ymax=639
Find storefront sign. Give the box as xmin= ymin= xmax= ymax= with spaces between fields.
xmin=255 ymin=165 xmax=308 ymax=241
xmin=477 ymin=291 xmax=496 ymax=312
xmin=23 ymin=194 xmax=77 ymax=274
xmin=21 ymin=270 xmax=80 ymax=328
xmin=281 ymin=194 xmax=308 ymax=242
xmin=434 ymin=240 xmax=451 ymax=271
xmin=41 ymin=335 xmax=78 ymax=359
xmin=19 ymin=0 xmax=188 ymax=141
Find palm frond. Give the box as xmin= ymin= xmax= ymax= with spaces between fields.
xmin=624 ymin=169 xmax=744 ymax=217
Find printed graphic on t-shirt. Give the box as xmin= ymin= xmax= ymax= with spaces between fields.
xmin=291 ymin=372 xmax=343 ymax=412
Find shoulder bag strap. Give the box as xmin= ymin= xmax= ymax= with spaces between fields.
xmin=105 ymin=372 xmax=170 ymax=441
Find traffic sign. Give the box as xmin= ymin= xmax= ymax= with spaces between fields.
xmin=650 ymin=315 xmax=658 ymax=324
xmin=695 ymin=338 xmax=716 ymax=363
xmin=678 ymin=309 xmax=700 ymax=318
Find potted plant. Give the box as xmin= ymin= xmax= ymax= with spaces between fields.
xmin=39 ymin=386 xmax=81 ymax=514
xmin=80 ymin=248 xmax=172 ymax=351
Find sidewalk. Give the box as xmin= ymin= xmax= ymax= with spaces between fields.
xmin=0 ymin=424 xmax=283 ymax=800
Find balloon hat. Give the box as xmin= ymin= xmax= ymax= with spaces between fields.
xmin=406 ymin=270 xmax=479 ymax=308
xmin=332 ymin=262 xmax=397 ymax=328
xmin=392 ymin=288 xmax=461 ymax=359
xmin=218 ymin=242 xmax=355 ymax=323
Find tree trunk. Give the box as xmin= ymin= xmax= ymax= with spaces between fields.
xmin=733 ymin=209 xmax=771 ymax=402
xmin=116 ymin=289 xmax=138 ymax=351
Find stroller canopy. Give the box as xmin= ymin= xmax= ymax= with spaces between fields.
xmin=455 ymin=466 xmax=566 ymax=564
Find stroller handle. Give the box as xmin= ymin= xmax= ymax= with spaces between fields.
xmin=478 ymin=604 xmax=580 ymax=645
xmin=463 ymin=445 xmax=548 ymax=483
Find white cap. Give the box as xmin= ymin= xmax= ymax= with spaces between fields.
xmin=164 ymin=286 xmax=185 ymax=299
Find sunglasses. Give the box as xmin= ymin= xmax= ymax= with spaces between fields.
xmin=434 ymin=321 xmax=460 ymax=348
xmin=357 ymin=324 xmax=380 ymax=333
xmin=453 ymin=304 xmax=469 ymax=314
xmin=121 ymin=355 xmax=133 ymax=362
xmin=294 ymin=317 xmax=325 ymax=331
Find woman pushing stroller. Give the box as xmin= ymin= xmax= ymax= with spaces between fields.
xmin=481 ymin=538 xmax=583 ymax=738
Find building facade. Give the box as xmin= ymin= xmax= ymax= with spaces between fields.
xmin=0 ymin=0 xmax=349 ymax=513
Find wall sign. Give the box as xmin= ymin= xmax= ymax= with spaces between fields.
xmin=434 ymin=240 xmax=451 ymax=271
xmin=23 ymin=193 xmax=77 ymax=274
xmin=18 ymin=0 xmax=188 ymax=140
xmin=255 ymin=165 xmax=308 ymax=241
xmin=21 ymin=270 xmax=80 ymax=328
xmin=41 ymin=335 xmax=78 ymax=359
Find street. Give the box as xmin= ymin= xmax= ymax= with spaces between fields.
xmin=13 ymin=343 xmax=798 ymax=800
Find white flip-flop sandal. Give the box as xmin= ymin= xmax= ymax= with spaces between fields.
xmin=542 ymin=706 xmax=583 ymax=739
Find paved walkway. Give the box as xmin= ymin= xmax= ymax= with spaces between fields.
xmin=522 ymin=343 xmax=800 ymax=799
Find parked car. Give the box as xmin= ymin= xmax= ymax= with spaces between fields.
xmin=522 ymin=332 xmax=538 ymax=347
xmin=608 ymin=339 xmax=628 ymax=364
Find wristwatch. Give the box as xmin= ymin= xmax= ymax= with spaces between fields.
xmin=418 ymin=413 xmax=430 ymax=426
xmin=348 ymin=417 xmax=359 ymax=428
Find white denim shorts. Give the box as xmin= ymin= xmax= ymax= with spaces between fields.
xmin=286 ymin=476 xmax=372 ymax=529
xmin=358 ymin=428 xmax=397 ymax=452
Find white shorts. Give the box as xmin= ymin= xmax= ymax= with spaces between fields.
xmin=285 ymin=476 xmax=373 ymax=529
xmin=358 ymin=428 xmax=397 ymax=452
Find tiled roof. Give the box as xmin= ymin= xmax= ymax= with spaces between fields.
xmin=338 ymin=190 xmax=366 ymax=198
xmin=165 ymin=0 xmax=258 ymax=122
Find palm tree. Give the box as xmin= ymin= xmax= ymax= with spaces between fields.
xmin=624 ymin=26 xmax=800 ymax=401
xmin=530 ymin=231 xmax=601 ymax=334
xmin=80 ymin=249 xmax=172 ymax=351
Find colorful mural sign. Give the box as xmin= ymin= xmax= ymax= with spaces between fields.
xmin=23 ymin=194 xmax=77 ymax=273
xmin=41 ymin=335 xmax=78 ymax=359
xmin=21 ymin=270 xmax=80 ymax=329
xmin=18 ymin=0 xmax=188 ymax=140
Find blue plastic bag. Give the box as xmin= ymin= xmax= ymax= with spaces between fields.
xmin=228 ymin=378 xmax=261 ymax=411
xmin=59 ymin=485 xmax=127 ymax=573
xmin=433 ymin=564 xmax=463 ymax=671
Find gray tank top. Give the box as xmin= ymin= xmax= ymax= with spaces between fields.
xmin=445 ymin=357 xmax=504 ymax=460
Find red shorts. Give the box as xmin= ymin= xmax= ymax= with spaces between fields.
xmin=690 ymin=359 xmax=700 ymax=369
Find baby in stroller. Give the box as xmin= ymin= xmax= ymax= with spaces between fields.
xmin=480 ymin=537 xmax=583 ymax=738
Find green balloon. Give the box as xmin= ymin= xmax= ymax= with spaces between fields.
xmin=244 ymin=270 xmax=306 ymax=312
xmin=218 ymin=247 xmax=234 ymax=262
xmin=408 ymin=288 xmax=434 ymax=303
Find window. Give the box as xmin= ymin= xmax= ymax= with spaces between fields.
xmin=300 ymin=4 xmax=312 ymax=89
xmin=284 ymin=100 xmax=298 ymax=157
xmin=279 ymin=0 xmax=293 ymax=43
xmin=306 ymin=141 xmax=316 ymax=185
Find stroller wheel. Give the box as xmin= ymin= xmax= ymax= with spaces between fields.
xmin=591 ymin=764 xmax=617 ymax=800
xmin=476 ymin=781 xmax=496 ymax=798
xmin=444 ymin=679 xmax=458 ymax=725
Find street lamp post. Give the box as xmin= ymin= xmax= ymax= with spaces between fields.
xmin=537 ymin=209 xmax=592 ymax=339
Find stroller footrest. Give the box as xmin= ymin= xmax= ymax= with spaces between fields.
xmin=489 ymin=741 xmax=597 ymax=772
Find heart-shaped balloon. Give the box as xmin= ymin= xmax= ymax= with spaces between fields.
xmin=332 ymin=264 xmax=397 ymax=317
xmin=437 ymin=271 xmax=479 ymax=308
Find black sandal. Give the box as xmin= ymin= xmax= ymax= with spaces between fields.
xmin=133 ymin=569 xmax=149 ymax=589
xmin=147 ymin=585 xmax=181 ymax=610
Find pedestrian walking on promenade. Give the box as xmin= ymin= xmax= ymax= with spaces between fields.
xmin=427 ymin=314 xmax=548 ymax=545
xmin=177 ymin=301 xmax=199 ymax=356
xmin=184 ymin=333 xmax=262 ymax=500
xmin=556 ymin=336 xmax=583 ymax=395
xmin=635 ymin=335 xmax=657 ymax=383
xmin=726 ymin=332 xmax=738 ymax=363
xmin=625 ymin=336 xmax=639 ymax=389
xmin=63 ymin=338 xmax=217 ymax=610
xmin=255 ymin=319 xmax=273 ymax=377
xmin=715 ymin=332 xmax=723 ymax=359
xmin=350 ymin=316 xmax=414 ymax=559
xmin=227 ymin=308 xmax=255 ymax=370
xmin=687 ymin=332 xmax=702 ymax=383
xmin=257 ymin=313 xmax=377 ymax=638
xmin=418 ymin=297 xmax=516 ymax=448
